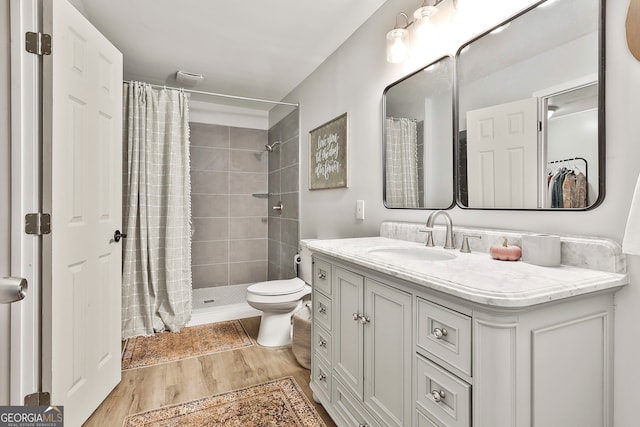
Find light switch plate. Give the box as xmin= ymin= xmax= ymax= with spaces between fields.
xmin=356 ymin=200 xmax=365 ymax=220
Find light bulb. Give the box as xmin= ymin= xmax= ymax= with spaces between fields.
xmin=386 ymin=28 xmax=410 ymax=63
xmin=413 ymin=6 xmax=437 ymax=48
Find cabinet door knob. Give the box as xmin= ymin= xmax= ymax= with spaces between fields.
xmin=318 ymin=304 xmax=327 ymax=314
xmin=353 ymin=312 xmax=360 ymax=321
xmin=433 ymin=327 xmax=448 ymax=339
xmin=360 ymin=315 xmax=370 ymax=325
xmin=319 ymin=338 xmax=327 ymax=348
xmin=318 ymin=373 xmax=327 ymax=382
xmin=317 ymin=270 xmax=326 ymax=280
xmin=431 ymin=389 xmax=446 ymax=403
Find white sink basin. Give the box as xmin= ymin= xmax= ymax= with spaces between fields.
xmin=367 ymin=246 xmax=457 ymax=262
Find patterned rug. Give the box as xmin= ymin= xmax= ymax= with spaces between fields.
xmin=122 ymin=320 xmax=254 ymax=370
xmin=122 ymin=377 xmax=327 ymax=426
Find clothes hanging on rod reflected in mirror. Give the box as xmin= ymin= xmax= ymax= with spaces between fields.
xmin=547 ymin=157 xmax=588 ymax=208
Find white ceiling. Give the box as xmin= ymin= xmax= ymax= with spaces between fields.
xmin=72 ymin=0 xmax=389 ymax=109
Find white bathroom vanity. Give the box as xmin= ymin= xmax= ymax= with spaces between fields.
xmin=306 ymin=222 xmax=628 ymax=427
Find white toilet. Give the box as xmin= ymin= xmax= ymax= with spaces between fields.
xmin=246 ymin=277 xmax=311 ymax=347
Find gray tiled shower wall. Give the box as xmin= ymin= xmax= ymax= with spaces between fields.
xmin=189 ymin=122 xmax=269 ymax=289
xmin=268 ymin=109 xmax=300 ymax=280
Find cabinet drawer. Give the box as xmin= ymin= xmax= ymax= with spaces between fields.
xmin=313 ymin=259 xmax=332 ymax=296
xmin=312 ymin=356 xmax=332 ymax=402
xmin=333 ymin=378 xmax=382 ymax=427
xmin=416 ymin=410 xmax=440 ymax=427
xmin=314 ymin=325 xmax=332 ymax=365
xmin=314 ymin=291 xmax=332 ymax=332
xmin=416 ymin=355 xmax=470 ymax=427
xmin=417 ymin=298 xmax=472 ymax=377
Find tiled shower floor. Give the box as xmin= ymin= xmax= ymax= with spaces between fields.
xmin=192 ymin=283 xmax=253 ymax=309
xmin=189 ymin=283 xmax=260 ymax=326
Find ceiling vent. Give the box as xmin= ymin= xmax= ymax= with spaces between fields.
xmin=175 ymin=71 xmax=204 ymax=87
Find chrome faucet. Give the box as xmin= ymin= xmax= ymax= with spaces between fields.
xmin=424 ymin=210 xmax=455 ymax=249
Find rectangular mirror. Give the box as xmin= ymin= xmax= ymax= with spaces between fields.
xmin=383 ymin=56 xmax=454 ymax=209
xmin=456 ymin=0 xmax=604 ymax=209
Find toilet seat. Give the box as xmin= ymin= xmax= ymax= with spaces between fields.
xmin=248 ymin=278 xmax=305 ymax=296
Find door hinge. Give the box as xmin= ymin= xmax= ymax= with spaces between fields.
xmin=25 ymin=31 xmax=52 ymax=56
xmin=24 ymin=392 xmax=51 ymax=406
xmin=25 ymin=213 xmax=51 ymax=235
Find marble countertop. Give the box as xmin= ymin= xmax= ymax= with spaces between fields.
xmin=305 ymin=237 xmax=629 ymax=308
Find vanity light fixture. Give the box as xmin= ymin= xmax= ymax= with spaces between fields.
xmin=386 ymin=13 xmax=411 ymax=63
xmin=413 ymin=0 xmax=441 ymax=48
xmin=386 ymin=0 xmax=445 ymax=63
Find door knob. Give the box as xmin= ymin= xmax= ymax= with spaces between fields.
xmin=114 ymin=230 xmax=127 ymax=243
xmin=0 ymin=277 xmax=28 ymax=304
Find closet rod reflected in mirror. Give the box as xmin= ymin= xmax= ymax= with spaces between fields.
xmin=455 ymin=0 xmax=604 ymax=210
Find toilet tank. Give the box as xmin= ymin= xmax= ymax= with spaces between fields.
xmin=298 ymin=240 xmax=315 ymax=285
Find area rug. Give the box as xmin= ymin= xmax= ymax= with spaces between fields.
xmin=122 ymin=320 xmax=254 ymax=370
xmin=122 ymin=377 xmax=327 ymax=426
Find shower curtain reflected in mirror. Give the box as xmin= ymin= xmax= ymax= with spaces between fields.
xmin=122 ymin=82 xmax=192 ymax=339
xmin=385 ymin=117 xmax=419 ymax=208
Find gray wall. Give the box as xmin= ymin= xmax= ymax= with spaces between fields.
xmin=267 ymin=109 xmax=299 ymax=280
xmin=189 ymin=122 xmax=268 ymax=288
xmin=279 ymin=0 xmax=640 ymax=424
xmin=0 ymin=0 xmax=10 ymax=406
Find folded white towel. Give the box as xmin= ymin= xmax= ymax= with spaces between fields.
xmin=623 ymin=173 xmax=640 ymax=254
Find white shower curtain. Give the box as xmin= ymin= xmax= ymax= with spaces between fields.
xmin=385 ymin=117 xmax=419 ymax=208
xmin=121 ymin=82 xmax=192 ymax=339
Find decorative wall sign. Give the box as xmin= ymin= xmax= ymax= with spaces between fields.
xmin=309 ymin=113 xmax=348 ymax=190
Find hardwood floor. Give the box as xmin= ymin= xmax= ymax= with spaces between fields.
xmin=85 ymin=317 xmax=336 ymax=426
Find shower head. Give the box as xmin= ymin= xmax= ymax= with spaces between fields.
xmin=265 ymin=141 xmax=282 ymax=152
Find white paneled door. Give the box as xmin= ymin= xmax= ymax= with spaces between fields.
xmin=466 ymin=97 xmax=539 ymax=208
xmin=42 ymin=0 xmax=123 ymax=425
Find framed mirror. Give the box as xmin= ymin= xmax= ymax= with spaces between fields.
xmin=456 ymin=0 xmax=604 ymax=210
xmin=383 ymin=56 xmax=454 ymax=209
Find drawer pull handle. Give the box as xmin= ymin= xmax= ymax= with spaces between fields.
xmin=318 ymin=304 xmax=327 ymax=314
xmin=353 ymin=312 xmax=360 ymax=321
xmin=318 ymin=373 xmax=327 ymax=382
xmin=431 ymin=389 xmax=446 ymax=403
xmin=433 ymin=327 xmax=448 ymax=339
xmin=317 ymin=270 xmax=327 ymax=280
xmin=358 ymin=424 xmax=369 ymax=427
xmin=319 ymin=338 xmax=327 ymax=348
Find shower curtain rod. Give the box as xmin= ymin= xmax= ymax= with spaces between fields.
xmin=122 ymin=81 xmax=299 ymax=107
